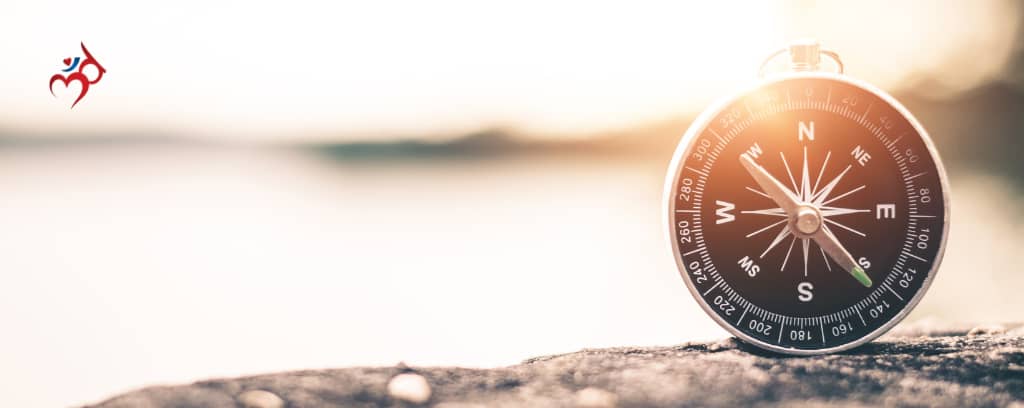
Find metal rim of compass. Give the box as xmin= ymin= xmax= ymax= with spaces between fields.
xmin=662 ymin=66 xmax=952 ymax=356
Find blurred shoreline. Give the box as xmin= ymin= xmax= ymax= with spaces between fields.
xmin=3 ymin=82 xmax=1021 ymax=185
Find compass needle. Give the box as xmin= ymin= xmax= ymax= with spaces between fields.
xmin=667 ymin=41 xmax=947 ymax=355
xmin=813 ymin=226 xmax=871 ymax=287
xmin=740 ymin=154 xmax=801 ymax=215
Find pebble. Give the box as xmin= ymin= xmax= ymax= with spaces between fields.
xmin=967 ymin=324 xmax=1006 ymax=336
xmin=236 ymin=389 xmax=285 ymax=408
xmin=388 ymin=372 xmax=432 ymax=404
xmin=707 ymin=338 xmax=738 ymax=352
xmin=575 ymin=387 xmax=618 ymax=408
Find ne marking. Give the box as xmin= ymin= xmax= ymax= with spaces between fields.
xmin=737 ymin=307 xmax=748 ymax=325
xmin=778 ymin=321 xmax=785 ymax=343
xmin=702 ymin=279 xmax=722 ymax=296
xmin=684 ymin=246 xmax=705 ymax=257
xmin=856 ymin=309 xmax=866 ymax=326
xmin=820 ymin=323 xmax=827 ymax=345
xmin=676 ymin=209 xmax=699 ymax=213
xmin=907 ymin=172 xmax=928 ymax=180
xmin=909 ymin=214 xmax=936 ymax=219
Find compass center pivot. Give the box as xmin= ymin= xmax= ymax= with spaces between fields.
xmin=793 ymin=204 xmax=822 ymax=236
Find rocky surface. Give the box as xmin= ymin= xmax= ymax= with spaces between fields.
xmin=86 ymin=323 xmax=1024 ymax=408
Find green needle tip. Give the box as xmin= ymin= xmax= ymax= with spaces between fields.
xmin=852 ymin=266 xmax=872 ymax=288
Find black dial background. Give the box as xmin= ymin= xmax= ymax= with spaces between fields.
xmin=668 ymin=76 xmax=947 ymax=352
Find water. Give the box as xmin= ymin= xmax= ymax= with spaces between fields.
xmin=0 ymin=145 xmax=1018 ymax=407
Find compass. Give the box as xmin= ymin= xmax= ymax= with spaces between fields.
xmin=664 ymin=40 xmax=950 ymax=355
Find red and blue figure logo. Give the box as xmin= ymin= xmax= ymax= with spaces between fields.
xmin=50 ymin=42 xmax=106 ymax=108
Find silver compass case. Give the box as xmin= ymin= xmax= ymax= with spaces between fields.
xmin=663 ymin=40 xmax=951 ymax=355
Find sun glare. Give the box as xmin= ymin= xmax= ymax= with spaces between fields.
xmin=0 ymin=1 xmax=1018 ymax=140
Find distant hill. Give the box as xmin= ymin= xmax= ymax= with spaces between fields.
xmin=309 ymin=82 xmax=1024 ymax=186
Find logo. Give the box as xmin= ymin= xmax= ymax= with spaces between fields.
xmin=50 ymin=42 xmax=107 ymax=108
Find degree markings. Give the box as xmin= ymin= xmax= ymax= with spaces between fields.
xmin=884 ymin=283 xmax=905 ymax=301
xmin=905 ymin=252 xmax=928 ymax=263
xmin=702 ymin=279 xmax=723 ymax=296
xmin=861 ymin=102 xmax=873 ymax=121
xmin=709 ymin=128 xmax=728 ymax=145
xmin=684 ymin=246 xmax=705 ymax=257
xmin=886 ymin=133 xmax=905 ymax=148
xmin=686 ymin=166 xmax=709 ymax=177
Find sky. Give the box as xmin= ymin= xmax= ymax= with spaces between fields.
xmin=0 ymin=0 xmax=1020 ymax=142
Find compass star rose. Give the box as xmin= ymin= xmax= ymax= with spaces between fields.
xmin=740 ymin=147 xmax=872 ymax=286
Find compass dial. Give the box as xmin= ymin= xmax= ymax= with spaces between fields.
xmin=666 ymin=74 xmax=949 ymax=354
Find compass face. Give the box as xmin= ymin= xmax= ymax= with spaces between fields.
xmin=665 ymin=74 xmax=949 ymax=354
